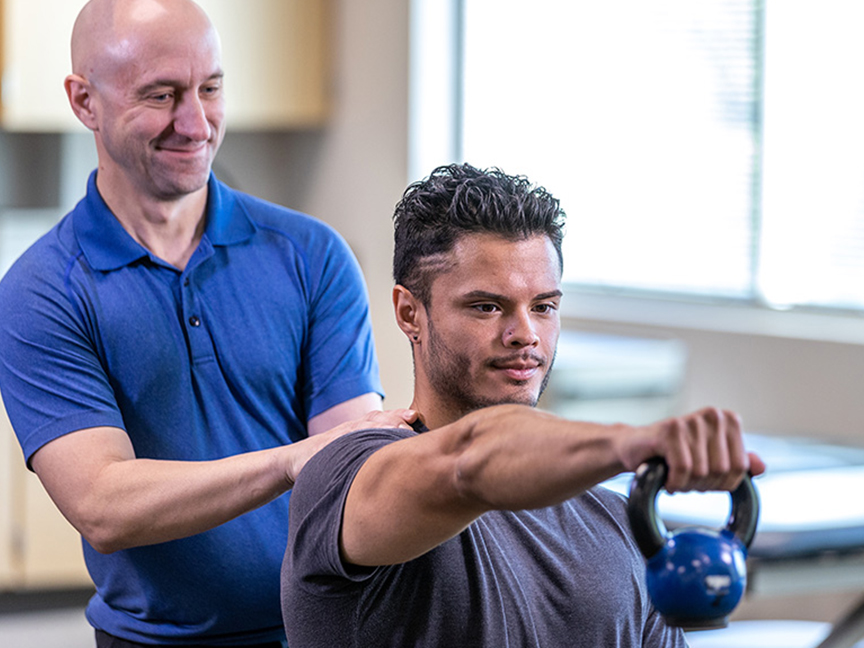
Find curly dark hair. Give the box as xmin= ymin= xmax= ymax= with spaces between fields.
xmin=392 ymin=163 xmax=566 ymax=305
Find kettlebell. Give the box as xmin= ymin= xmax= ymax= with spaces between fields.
xmin=627 ymin=458 xmax=760 ymax=630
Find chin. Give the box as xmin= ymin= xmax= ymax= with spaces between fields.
xmin=484 ymin=390 xmax=540 ymax=409
xmin=153 ymin=172 xmax=211 ymax=199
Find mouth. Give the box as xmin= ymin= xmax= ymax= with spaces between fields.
xmin=489 ymin=354 xmax=545 ymax=382
xmin=156 ymin=142 xmax=209 ymax=155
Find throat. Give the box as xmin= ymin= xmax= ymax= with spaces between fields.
xmin=145 ymin=233 xmax=204 ymax=270
xmin=120 ymin=202 xmax=207 ymax=270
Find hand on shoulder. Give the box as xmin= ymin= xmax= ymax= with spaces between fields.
xmin=285 ymin=409 xmax=419 ymax=486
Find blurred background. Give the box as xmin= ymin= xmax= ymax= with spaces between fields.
xmin=2 ymin=0 xmax=864 ymax=646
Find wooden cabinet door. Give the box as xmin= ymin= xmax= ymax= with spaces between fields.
xmin=0 ymin=0 xmax=329 ymax=131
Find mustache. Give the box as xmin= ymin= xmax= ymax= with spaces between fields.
xmin=486 ymin=352 xmax=547 ymax=369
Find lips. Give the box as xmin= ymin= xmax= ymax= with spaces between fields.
xmin=489 ymin=355 xmax=545 ymax=381
xmin=156 ymin=142 xmax=209 ymax=155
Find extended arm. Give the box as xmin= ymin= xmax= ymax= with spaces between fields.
xmin=32 ymin=403 xmax=413 ymax=554
xmin=341 ymin=404 xmax=766 ymax=566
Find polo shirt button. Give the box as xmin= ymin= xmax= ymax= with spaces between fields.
xmin=189 ymin=316 xmax=201 ymax=327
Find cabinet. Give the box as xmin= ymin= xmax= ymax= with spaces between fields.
xmin=0 ymin=0 xmax=330 ymax=131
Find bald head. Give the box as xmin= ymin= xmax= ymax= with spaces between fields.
xmin=71 ymin=0 xmax=218 ymax=84
xmin=65 ymin=0 xmax=227 ymax=205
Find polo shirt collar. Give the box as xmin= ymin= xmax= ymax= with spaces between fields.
xmin=74 ymin=171 xmax=256 ymax=271
xmin=203 ymin=173 xmax=257 ymax=246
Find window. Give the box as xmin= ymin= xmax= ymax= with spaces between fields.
xmin=414 ymin=0 xmax=864 ymax=315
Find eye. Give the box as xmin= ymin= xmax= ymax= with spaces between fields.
xmin=533 ymin=302 xmax=558 ymax=314
xmin=472 ymin=303 xmax=500 ymax=314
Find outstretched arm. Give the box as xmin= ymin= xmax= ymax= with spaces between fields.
xmin=31 ymin=405 xmax=415 ymax=554
xmin=340 ymin=404 xmax=765 ymax=566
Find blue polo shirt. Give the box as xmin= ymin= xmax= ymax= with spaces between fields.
xmin=0 ymin=171 xmax=383 ymax=645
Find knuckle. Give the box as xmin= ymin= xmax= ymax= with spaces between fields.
xmin=691 ymin=461 xmax=709 ymax=479
xmin=668 ymin=417 xmax=687 ymax=439
xmin=702 ymin=406 xmax=722 ymax=426
xmin=730 ymin=453 xmax=749 ymax=473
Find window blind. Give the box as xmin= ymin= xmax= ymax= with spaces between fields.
xmin=461 ymin=0 xmax=760 ymax=299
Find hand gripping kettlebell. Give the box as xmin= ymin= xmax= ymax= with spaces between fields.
xmin=627 ymin=458 xmax=760 ymax=630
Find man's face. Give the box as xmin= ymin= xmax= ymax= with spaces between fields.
xmin=90 ymin=20 xmax=226 ymax=201
xmin=419 ymin=233 xmax=562 ymax=413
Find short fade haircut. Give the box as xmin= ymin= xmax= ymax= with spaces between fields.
xmin=393 ymin=163 xmax=567 ymax=305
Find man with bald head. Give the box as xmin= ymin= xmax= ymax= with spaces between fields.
xmin=0 ymin=1 xmax=408 ymax=646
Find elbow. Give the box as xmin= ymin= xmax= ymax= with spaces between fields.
xmin=71 ymin=505 xmax=134 ymax=554
xmin=84 ymin=531 xmax=127 ymax=555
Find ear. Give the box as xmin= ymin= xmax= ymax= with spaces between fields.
xmin=393 ymin=285 xmax=424 ymax=343
xmin=64 ymin=74 xmax=99 ymax=131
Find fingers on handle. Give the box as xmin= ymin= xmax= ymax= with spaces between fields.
xmin=665 ymin=408 xmax=750 ymax=492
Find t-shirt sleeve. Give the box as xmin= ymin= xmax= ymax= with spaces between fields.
xmin=284 ymin=428 xmax=414 ymax=591
xmin=642 ymin=606 xmax=690 ymax=647
xmin=301 ymin=226 xmax=384 ymax=420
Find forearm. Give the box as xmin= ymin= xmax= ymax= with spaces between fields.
xmin=451 ymin=405 xmax=634 ymax=511
xmin=452 ymin=403 xmax=756 ymax=506
xmin=40 ymin=440 xmax=295 ymax=553
xmin=35 ymin=408 xmax=415 ymax=554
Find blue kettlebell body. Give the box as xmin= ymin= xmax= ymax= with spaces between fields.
xmin=627 ymin=458 xmax=760 ymax=630
xmin=645 ymin=527 xmax=748 ymax=628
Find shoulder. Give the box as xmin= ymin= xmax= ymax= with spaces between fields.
xmin=0 ymin=216 xmax=79 ymax=315
xmin=286 ymin=428 xmax=416 ymax=577
xmin=290 ymin=428 xmax=415 ymax=524
xmin=295 ymin=428 xmax=416 ymax=498
xmin=218 ymin=180 xmax=346 ymax=248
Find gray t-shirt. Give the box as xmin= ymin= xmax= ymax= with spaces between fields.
xmin=282 ymin=428 xmax=688 ymax=647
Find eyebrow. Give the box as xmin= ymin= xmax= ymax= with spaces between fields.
xmin=137 ymin=73 xmax=224 ymax=95
xmin=461 ymin=289 xmax=563 ymax=302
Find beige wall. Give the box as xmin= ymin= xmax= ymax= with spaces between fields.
xmin=217 ymin=0 xmax=415 ymax=410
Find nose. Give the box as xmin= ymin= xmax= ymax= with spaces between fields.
xmin=174 ymin=93 xmax=211 ymax=141
xmin=502 ymin=311 xmax=540 ymax=348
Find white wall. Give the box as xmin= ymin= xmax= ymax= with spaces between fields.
xmin=569 ymin=316 xmax=864 ymax=446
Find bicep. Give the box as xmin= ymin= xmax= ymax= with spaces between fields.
xmin=30 ymin=426 xmax=134 ymax=528
xmin=339 ymin=431 xmax=486 ymax=567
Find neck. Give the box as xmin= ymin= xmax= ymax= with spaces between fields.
xmin=96 ymin=175 xmax=209 ymax=271
xmin=409 ymin=390 xmax=472 ymax=430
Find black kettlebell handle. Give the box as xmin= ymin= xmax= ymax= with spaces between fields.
xmin=627 ymin=457 xmax=760 ymax=560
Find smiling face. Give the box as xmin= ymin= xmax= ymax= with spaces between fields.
xmin=72 ymin=0 xmax=226 ymax=203
xmin=406 ymin=233 xmax=562 ymax=425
